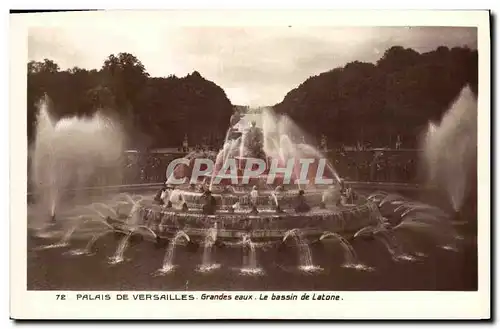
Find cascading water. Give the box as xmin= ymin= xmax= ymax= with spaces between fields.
xmin=108 ymin=226 xmax=157 ymax=264
xmin=27 ymin=99 xmax=474 ymax=287
xmin=203 ymin=107 xmax=340 ymax=189
xmin=126 ymin=203 xmax=143 ymax=226
xmin=379 ymin=194 xmax=406 ymax=207
xmin=66 ymin=230 xmax=113 ymax=256
xmin=320 ymin=231 xmax=372 ymax=270
xmin=422 ymin=86 xmax=477 ymax=212
xmin=90 ymin=203 xmax=118 ymax=218
xmin=109 ymin=232 xmax=133 ymax=264
xmin=35 ymin=215 xmax=93 ymax=249
xmin=283 ymin=229 xmax=322 ymax=273
xmin=393 ymin=215 xmax=459 ymax=252
xmin=260 ymin=108 xmax=341 ymax=185
xmin=197 ymin=227 xmax=220 ymax=272
xmin=239 ymin=234 xmax=263 ymax=275
xmin=372 ymin=230 xmax=419 ymax=262
xmin=156 ymin=231 xmax=190 ymax=275
xmin=30 ymin=95 xmax=125 ymax=224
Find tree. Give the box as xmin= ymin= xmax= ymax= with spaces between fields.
xmin=27 ymin=54 xmax=235 ymax=149
xmin=28 ymin=59 xmax=60 ymax=74
xmin=377 ymin=46 xmax=420 ymax=72
xmin=274 ymin=45 xmax=478 ymax=149
xmin=101 ymin=52 xmax=149 ymax=106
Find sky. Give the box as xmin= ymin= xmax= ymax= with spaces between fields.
xmin=28 ymin=24 xmax=477 ymax=107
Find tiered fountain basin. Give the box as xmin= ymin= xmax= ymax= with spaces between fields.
xmin=107 ymin=186 xmax=383 ymax=246
xmin=28 ymin=186 xmax=463 ymax=279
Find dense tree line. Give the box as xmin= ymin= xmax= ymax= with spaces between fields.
xmin=28 ymin=45 xmax=478 ymax=151
xmin=27 ymin=53 xmax=234 ymax=149
xmin=273 ymin=45 xmax=478 ymax=149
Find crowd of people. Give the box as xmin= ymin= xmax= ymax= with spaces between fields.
xmin=332 ymin=151 xmax=420 ymax=183
xmin=122 ymin=153 xmax=179 ymax=184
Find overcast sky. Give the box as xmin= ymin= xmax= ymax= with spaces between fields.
xmin=28 ymin=26 xmax=477 ymax=106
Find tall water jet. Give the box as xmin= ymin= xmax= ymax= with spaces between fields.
xmin=283 ymin=229 xmax=322 ymax=273
xmin=30 ymin=95 xmax=126 ymax=223
xmin=157 ymin=231 xmax=190 ymax=274
xmin=230 ymin=107 xmax=340 ymax=187
xmin=422 ymin=86 xmax=477 ymax=212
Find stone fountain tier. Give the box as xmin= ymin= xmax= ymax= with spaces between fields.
xmin=202 ymin=172 xmax=291 ymax=189
xmin=108 ymin=200 xmax=383 ymax=244
xmin=173 ymin=186 xmax=332 ymax=209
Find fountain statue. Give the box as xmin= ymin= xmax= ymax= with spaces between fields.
xmin=243 ymin=121 xmax=265 ymax=159
xmin=105 ymin=107 xmax=382 ymax=246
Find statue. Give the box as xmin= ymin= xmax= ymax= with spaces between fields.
xmin=182 ymin=134 xmax=189 ymax=152
xmin=271 ymin=185 xmax=285 ymax=213
xmin=201 ymin=190 xmax=217 ymax=215
xmin=161 ymin=187 xmax=173 ymax=208
xmin=396 ymin=135 xmax=402 ymax=150
xmin=320 ymin=134 xmax=328 ymax=152
xmin=250 ymin=186 xmax=259 ymax=214
xmin=250 ymin=186 xmax=259 ymax=206
xmin=154 ymin=185 xmax=173 ymax=207
xmin=294 ymin=190 xmax=311 ymax=213
xmin=243 ymin=121 xmax=265 ymax=159
xmin=341 ymin=182 xmax=355 ymax=205
xmin=321 ymin=184 xmax=341 ymax=208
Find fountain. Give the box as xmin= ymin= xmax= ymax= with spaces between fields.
xmin=422 ymin=86 xmax=477 ymax=212
xmin=156 ymin=231 xmax=190 ymax=275
xmin=28 ymin=96 xmax=474 ymax=277
xmin=35 ymin=214 xmax=114 ymax=250
xmin=108 ymin=225 xmax=159 ymax=265
xmin=320 ymin=231 xmax=373 ymax=271
xmin=197 ymin=227 xmax=220 ymax=272
xmin=29 ymin=95 xmax=125 ymax=225
xmin=371 ymin=229 xmax=419 ymax=262
xmin=283 ymin=229 xmax=322 ymax=273
xmin=139 ymin=106 xmax=381 ymax=247
xmin=73 ymin=230 xmax=113 ymax=256
xmin=240 ymin=234 xmax=263 ymax=275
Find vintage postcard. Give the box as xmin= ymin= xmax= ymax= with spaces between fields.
xmin=10 ymin=10 xmax=490 ymax=320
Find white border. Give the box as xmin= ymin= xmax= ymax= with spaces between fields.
xmin=9 ymin=10 xmax=491 ymax=320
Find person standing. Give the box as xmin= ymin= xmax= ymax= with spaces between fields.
xmin=161 ymin=186 xmax=173 ymax=208
xmin=250 ymin=186 xmax=259 ymax=206
xmin=182 ymin=134 xmax=189 ymax=152
xmin=294 ymin=190 xmax=311 ymax=213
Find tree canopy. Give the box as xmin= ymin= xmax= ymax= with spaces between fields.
xmin=273 ymin=45 xmax=478 ymax=148
xmin=27 ymin=53 xmax=234 ymax=149
xmin=27 ymin=45 xmax=478 ymax=151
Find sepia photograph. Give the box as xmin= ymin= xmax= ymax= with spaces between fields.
xmin=10 ymin=10 xmax=490 ymax=319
